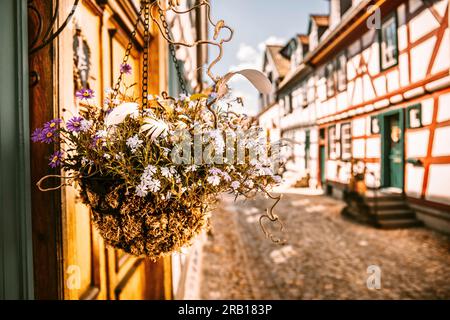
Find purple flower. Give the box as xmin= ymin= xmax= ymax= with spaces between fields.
xmin=43 ymin=118 xmax=62 ymax=132
xmin=31 ymin=128 xmax=44 ymax=143
xmin=48 ymin=151 xmax=63 ymax=168
xmin=41 ymin=129 xmax=59 ymax=144
xmin=76 ymin=88 xmax=95 ymax=100
xmin=66 ymin=116 xmax=84 ymax=132
xmin=120 ymin=63 xmax=132 ymax=75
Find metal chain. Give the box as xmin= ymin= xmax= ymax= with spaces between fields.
xmin=111 ymin=2 xmax=145 ymax=102
xmin=158 ymin=8 xmax=188 ymax=95
xmin=141 ymin=1 xmax=151 ymax=109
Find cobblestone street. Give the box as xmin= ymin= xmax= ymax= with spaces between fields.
xmin=200 ymin=191 xmax=450 ymax=300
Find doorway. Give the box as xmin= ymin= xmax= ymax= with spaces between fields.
xmin=381 ymin=110 xmax=405 ymax=190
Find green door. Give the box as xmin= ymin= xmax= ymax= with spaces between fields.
xmin=386 ymin=113 xmax=403 ymax=188
xmin=320 ymin=145 xmax=326 ymax=186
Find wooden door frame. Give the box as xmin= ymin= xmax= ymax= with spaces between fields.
xmin=380 ymin=108 xmax=405 ymax=190
xmin=0 ymin=0 xmax=34 ymax=299
xmin=28 ymin=0 xmax=65 ymax=299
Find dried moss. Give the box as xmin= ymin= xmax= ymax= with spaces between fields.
xmin=79 ymin=176 xmax=209 ymax=260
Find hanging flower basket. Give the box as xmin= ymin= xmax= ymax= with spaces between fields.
xmin=33 ymin=0 xmax=285 ymax=259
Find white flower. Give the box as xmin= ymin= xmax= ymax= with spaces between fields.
xmin=135 ymin=184 xmax=148 ymax=197
xmin=80 ymin=119 xmax=93 ymax=132
xmin=147 ymin=179 xmax=161 ymax=193
xmin=180 ymin=187 xmax=187 ymax=194
xmin=209 ymin=167 xmax=222 ymax=175
xmin=245 ymin=180 xmax=254 ymax=189
xmin=221 ymin=172 xmax=231 ymax=182
xmin=207 ymin=175 xmax=221 ymax=186
xmin=105 ymin=102 xmax=139 ymax=127
xmin=231 ymin=181 xmax=240 ymax=190
xmin=161 ymin=166 xmax=176 ymax=178
xmin=185 ymin=164 xmax=197 ymax=173
xmin=81 ymin=156 xmax=89 ymax=166
xmin=144 ymin=165 xmax=157 ymax=177
xmin=103 ymin=154 xmax=111 ymax=160
xmin=95 ymin=130 xmax=108 ymax=138
xmin=179 ymin=93 xmax=190 ymax=102
xmin=188 ymin=101 xmax=196 ymax=109
xmin=126 ymin=134 xmax=143 ymax=153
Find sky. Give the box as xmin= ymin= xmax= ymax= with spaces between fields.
xmin=208 ymin=0 xmax=329 ymax=115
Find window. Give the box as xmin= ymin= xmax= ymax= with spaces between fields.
xmin=336 ymin=53 xmax=347 ymax=92
xmin=380 ymin=14 xmax=398 ymax=70
xmin=328 ymin=125 xmax=341 ymax=159
xmin=407 ymin=104 xmax=422 ymax=128
xmin=284 ymin=94 xmax=293 ymax=115
xmin=341 ymin=123 xmax=352 ymax=161
xmin=340 ymin=0 xmax=353 ymax=17
xmin=326 ymin=63 xmax=335 ymax=97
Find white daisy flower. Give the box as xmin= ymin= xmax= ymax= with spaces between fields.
xmin=207 ymin=175 xmax=221 ymax=186
xmin=126 ymin=134 xmax=143 ymax=153
xmin=144 ymin=165 xmax=157 ymax=177
xmin=161 ymin=167 xmax=174 ymax=178
xmin=135 ymin=184 xmax=148 ymax=197
xmin=185 ymin=164 xmax=197 ymax=173
xmin=231 ymin=181 xmax=240 ymax=190
xmin=147 ymin=179 xmax=161 ymax=193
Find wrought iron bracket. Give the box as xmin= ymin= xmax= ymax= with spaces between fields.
xmin=28 ymin=0 xmax=80 ymax=55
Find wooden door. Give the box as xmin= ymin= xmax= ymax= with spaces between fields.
xmin=387 ymin=114 xmax=403 ymax=188
xmin=381 ymin=110 xmax=405 ymax=190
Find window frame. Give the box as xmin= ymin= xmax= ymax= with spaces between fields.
xmin=328 ymin=125 xmax=341 ymax=160
xmin=406 ymin=103 xmax=423 ymax=129
xmin=340 ymin=122 xmax=352 ymax=161
xmin=379 ymin=12 xmax=399 ymax=71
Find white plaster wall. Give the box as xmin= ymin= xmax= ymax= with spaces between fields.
xmin=426 ymin=164 xmax=450 ymax=205
xmin=352 ymin=117 xmax=366 ymax=137
xmin=352 ymin=138 xmax=366 ymax=159
xmin=409 ymin=7 xmax=440 ymax=43
xmin=421 ymin=98 xmax=434 ymax=125
xmin=410 ymin=37 xmax=436 ymax=83
xmin=432 ymin=126 xmax=450 ymax=156
xmin=437 ymin=92 xmax=450 ymax=122
xmin=406 ymin=129 xmax=430 ymax=158
xmin=405 ymin=163 xmax=425 ymax=198
xmin=366 ymin=137 xmax=381 ymax=158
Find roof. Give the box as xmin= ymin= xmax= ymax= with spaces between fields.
xmin=297 ymin=34 xmax=309 ymax=45
xmin=311 ymin=14 xmax=330 ymax=28
xmin=266 ymin=45 xmax=290 ymax=78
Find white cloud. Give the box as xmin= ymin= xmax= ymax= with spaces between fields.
xmin=229 ymin=35 xmax=287 ymax=74
xmin=225 ymin=36 xmax=286 ymax=115
xmin=236 ymin=43 xmax=258 ymax=62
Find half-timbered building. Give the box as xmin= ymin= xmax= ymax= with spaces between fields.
xmin=259 ymin=0 xmax=450 ymax=233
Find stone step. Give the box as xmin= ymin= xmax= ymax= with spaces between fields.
xmin=364 ymin=192 xmax=405 ymax=201
xmin=376 ymin=218 xmax=423 ymax=229
xmin=366 ymin=200 xmax=409 ymax=210
xmin=371 ymin=209 xmax=417 ymax=220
